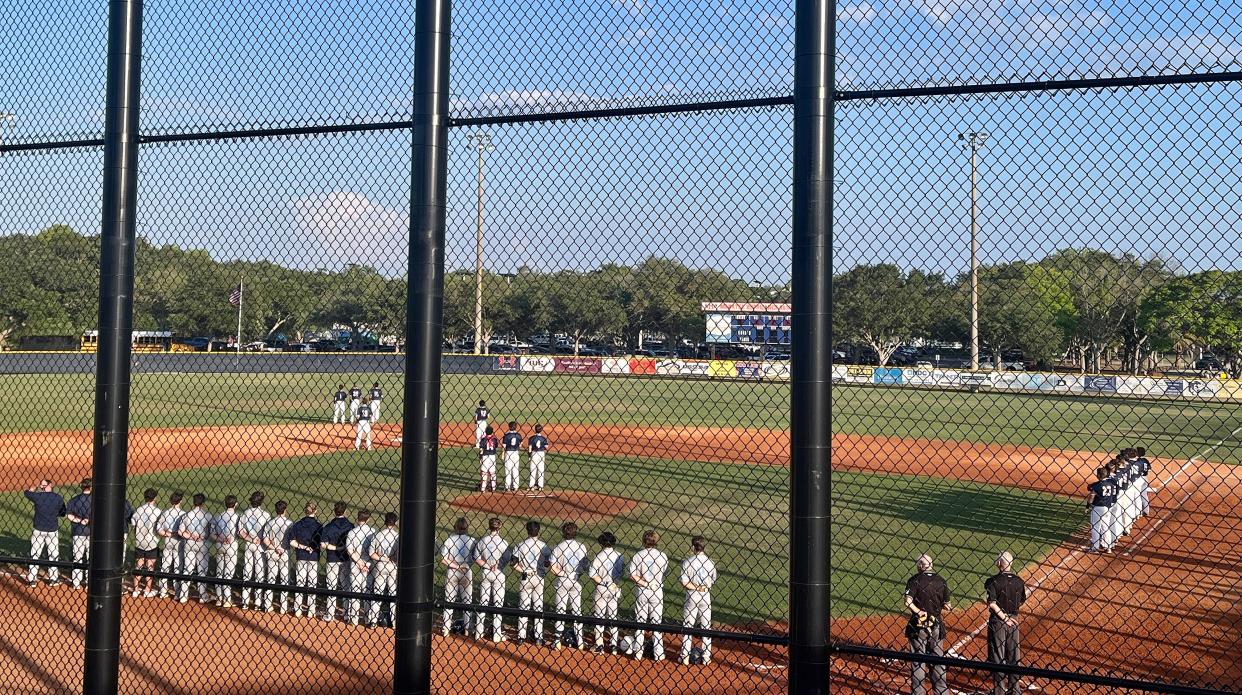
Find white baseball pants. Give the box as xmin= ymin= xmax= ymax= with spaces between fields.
xmin=504 ymin=451 xmax=521 ymax=490
xmin=294 ymin=559 xmax=318 ymax=616
xmin=593 ymin=584 xmax=621 ymax=649
xmin=356 ymin=422 xmax=373 ymax=450
xmin=553 ymin=578 xmax=583 ymax=645
xmin=325 ymin=562 xmax=347 ymax=620
xmin=476 ymin=568 xmax=506 ymax=639
xmin=475 ymin=421 xmax=487 ymax=446
xmin=1107 ymin=504 xmax=1123 ymax=548
xmin=1089 ymin=506 xmax=1110 ymax=550
xmin=215 ymin=542 xmax=238 ymax=604
xmin=371 ymin=401 xmax=381 ymax=423
xmin=71 ymin=535 xmax=89 ymax=588
xmin=480 ymin=455 xmax=497 ymax=490
xmin=159 ymin=539 xmax=182 ymax=595
xmin=350 ymin=399 xmax=360 ymax=421
xmin=529 ymin=452 xmax=546 ymax=489
xmin=1139 ymin=477 xmax=1150 ymax=516
xmin=517 ymin=575 xmax=545 ymax=641
xmin=680 ymin=591 xmax=712 ymax=661
xmin=333 ymin=401 xmax=347 ymax=423
xmin=264 ymin=551 xmax=291 ymax=611
xmin=28 ymin=530 xmax=59 ymax=584
xmin=348 ymin=562 xmax=370 ymax=624
xmin=241 ymin=544 xmax=266 ymax=607
xmin=633 ymin=588 xmax=664 ymax=659
xmin=443 ymin=567 xmax=473 ymax=633
xmin=178 ymin=540 xmax=209 ymax=602
xmin=369 ymin=561 xmax=397 ymax=627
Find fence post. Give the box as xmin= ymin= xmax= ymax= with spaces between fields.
xmin=790 ymin=0 xmax=831 ymax=694
xmin=84 ymin=1 xmax=145 ymax=693
xmin=393 ymin=0 xmax=451 ymax=691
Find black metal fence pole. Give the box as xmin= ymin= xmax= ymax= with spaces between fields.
xmin=393 ymin=0 xmax=451 ymax=692
xmin=83 ymin=1 xmax=145 ymax=693
xmin=789 ymin=0 xmax=831 ymax=694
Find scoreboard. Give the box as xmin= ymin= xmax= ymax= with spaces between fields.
xmin=702 ymin=302 xmax=792 ymax=345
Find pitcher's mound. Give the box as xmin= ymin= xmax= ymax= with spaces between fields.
xmin=449 ymin=490 xmax=639 ymax=522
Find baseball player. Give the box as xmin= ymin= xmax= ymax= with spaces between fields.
xmin=177 ymin=493 xmax=212 ymax=604
xmin=629 ymin=530 xmax=669 ymax=661
xmin=474 ymin=400 xmax=490 ymax=447
xmin=130 ymin=488 xmax=162 ymax=598
xmin=1087 ymin=466 xmax=1118 ymax=553
xmin=440 ymin=517 xmax=475 ymax=636
xmin=589 ymin=531 xmax=625 ymax=654
xmin=369 ymin=382 xmax=383 ymax=423
xmin=502 ymin=422 xmax=523 ymax=492
xmin=478 ymin=426 xmax=499 ymax=492
xmin=344 ymin=509 xmax=375 ymax=626
xmin=527 ymin=424 xmax=548 ymax=491
xmin=1136 ymin=446 xmax=1151 ymax=517
xmin=332 ymin=384 xmax=349 ymax=423
xmin=65 ymin=478 xmax=92 ymax=590
xmin=1106 ymin=460 xmax=1126 ymax=545
xmin=473 ymin=517 xmax=510 ymax=641
xmin=349 ymin=384 xmax=363 ymax=422
xmin=262 ymin=500 xmax=294 ymax=613
xmin=211 ymin=495 xmax=241 ymax=607
xmin=23 ymin=479 xmax=65 ymax=587
xmin=355 ymin=397 xmax=374 ymax=451
xmin=547 ymin=521 xmax=589 ymax=650
xmin=320 ymin=501 xmax=355 ymax=621
xmin=1118 ymin=451 xmax=1135 ymax=534
xmin=237 ymin=491 xmax=271 ymax=610
xmin=510 ymin=520 xmax=550 ymax=643
xmin=368 ymin=512 xmax=399 ymax=628
xmin=285 ymin=502 xmax=323 ymax=618
xmin=155 ymin=492 xmax=185 ymax=598
xmin=679 ymin=536 xmax=717 ymax=665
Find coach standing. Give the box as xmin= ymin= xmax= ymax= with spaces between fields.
xmin=24 ymin=479 xmax=66 ymax=587
xmin=984 ymin=551 xmax=1027 ymax=695
xmin=904 ymin=553 xmax=951 ymax=695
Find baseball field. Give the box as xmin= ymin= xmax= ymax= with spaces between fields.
xmin=0 ymin=369 xmax=1237 ymax=693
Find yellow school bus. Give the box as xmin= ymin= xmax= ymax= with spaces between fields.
xmin=80 ymin=331 xmax=193 ymax=353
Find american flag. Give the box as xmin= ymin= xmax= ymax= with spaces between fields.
xmin=228 ymin=285 xmax=242 ymax=307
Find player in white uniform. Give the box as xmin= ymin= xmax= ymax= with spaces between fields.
xmin=349 ymin=384 xmax=363 ymax=422
xmin=501 ymin=422 xmax=523 ymax=492
xmin=155 ymin=492 xmax=185 ymax=598
xmin=355 ymin=397 xmax=374 ymax=451
xmin=478 ymin=427 xmax=499 ymax=492
xmin=629 ymin=530 xmax=669 ymax=661
xmin=64 ymin=479 xmax=92 ymax=590
xmin=440 ymin=517 xmax=475 ymax=636
xmin=237 ymin=491 xmax=271 ymax=609
xmin=332 ymin=384 xmax=349 ymax=424
xmin=369 ymin=383 xmax=383 ymax=423
xmin=130 ymin=488 xmax=162 ymax=598
xmin=548 ymin=521 xmax=589 ymax=650
xmin=473 ymin=518 xmax=510 ymax=641
xmin=368 ymin=512 xmax=400 ymax=628
xmin=1136 ymin=446 xmax=1151 ymax=517
xmin=262 ymin=501 xmax=294 ymax=613
xmin=679 ymin=536 xmax=717 ymax=665
xmin=177 ymin=494 xmax=212 ymax=604
xmin=527 ymin=425 xmax=549 ymax=491
xmin=589 ymin=531 xmax=625 ymax=654
xmin=474 ymin=400 xmax=490 ymax=448
xmin=211 ymin=495 xmax=241 ymax=607
xmin=511 ymin=521 xmax=550 ymax=643
xmin=344 ymin=509 xmax=375 ymax=625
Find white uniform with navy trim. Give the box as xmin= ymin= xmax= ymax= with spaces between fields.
xmin=211 ymin=508 xmax=240 ymax=605
xmin=349 ymin=388 xmax=363 ymax=422
xmin=512 ymin=537 xmax=550 ymax=641
xmin=590 ymin=548 xmax=626 ymax=649
xmin=262 ymin=515 xmax=294 ymax=612
xmin=679 ymin=553 xmax=717 ymax=662
xmin=502 ymin=431 xmax=523 ymax=491
xmin=155 ymin=506 xmax=185 ymax=596
xmin=368 ymin=527 xmax=399 ymax=627
xmin=549 ymin=539 xmax=589 ymax=646
xmin=528 ymin=434 xmax=548 ymax=490
xmin=473 ymin=532 xmax=510 ymax=640
xmin=369 ymin=387 xmax=383 ymax=423
xmin=474 ymin=406 xmax=490 ymax=447
xmin=238 ymin=506 xmax=271 ymax=608
xmin=177 ymin=507 xmax=212 ymax=603
xmin=345 ymin=524 xmax=375 ymax=624
xmin=630 ymin=547 xmax=669 ymax=659
xmin=332 ymin=390 xmax=348 ymax=423
xmin=441 ymin=533 xmax=475 ymax=633
xmin=355 ymin=405 xmax=373 ymax=450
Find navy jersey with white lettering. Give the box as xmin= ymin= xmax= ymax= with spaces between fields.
xmin=529 ymin=434 xmax=548 ymax=452
xmin=1088 ymin=479 xmax=1117 ymax=507
xmin=1137 ymin=457 xmax=1151 ymax=476
xmin=479 ymin=434 xmax=498 ymax=455
xmin=334 ymin=390 xmax=347 ymax=403
xmin=357 ymin=405 xmax=372 ymax=422
xmin=475 ymin=406 xmax=489 ymax=422
xmin=503 ymin=431 xmax=522 ymax=451
xmin=350 ymin=387 xmax=362 ymax=400
xmin=370 ymin=387 xmax=382 ymax=401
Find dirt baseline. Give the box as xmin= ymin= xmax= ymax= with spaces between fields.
xmin=0 ymin=421 xmax=1237 ymax=693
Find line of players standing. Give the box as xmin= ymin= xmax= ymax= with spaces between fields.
xmin=333 ymin=383 xmax=382 ymax=451
xmin=441 ymin=517 xmax=718 ymax=665
xmin=474 ymin=400 xmax=549 ymax=492
xmin=1086 ymin=446 xmax=1152 ymax=553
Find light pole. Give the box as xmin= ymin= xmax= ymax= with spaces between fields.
xmin=959 ymin=131 xmax=988 ymax=372
xmin=468 ymin=132 xmax=495 ymax=355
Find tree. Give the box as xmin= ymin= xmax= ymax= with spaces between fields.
xmin=1140 ymin=271 xmax=1242 ymax=377
xmin=832 ymin=264 xmax=932 ymax=366
xmin=545 ymin=271 xmax=626 ymax=354
xmin=978 ymin=262 xmax=1073 ymax=369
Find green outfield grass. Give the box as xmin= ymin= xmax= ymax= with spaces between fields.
xmin=0 ymin=445 xmax=1082 ymax=623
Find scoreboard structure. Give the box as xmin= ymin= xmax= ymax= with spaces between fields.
xmin=702 ymin=302 xmax=792 ymax=345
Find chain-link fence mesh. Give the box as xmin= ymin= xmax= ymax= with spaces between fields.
xmin=1 ymin=0 xmax=1240 ymax=693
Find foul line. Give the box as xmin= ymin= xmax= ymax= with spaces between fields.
xmin=1153 ymin=422 xmax=1242 ymax=492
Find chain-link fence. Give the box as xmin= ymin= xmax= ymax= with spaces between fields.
xmin=1 ymin=0 xmax=1239 ymax=694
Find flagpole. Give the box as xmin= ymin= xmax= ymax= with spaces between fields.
xmin=236 ymin=278 xmax=243 ymax=356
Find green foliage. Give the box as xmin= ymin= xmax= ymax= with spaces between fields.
xmin=833 ymin=264 xmax=946 ymax=365
xmin=1140 ymin=270 xmax=1242 ymax=374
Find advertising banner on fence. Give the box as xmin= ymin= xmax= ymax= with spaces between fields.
xmin=764 ymin=362 xmax=792 ymax=380
xmin=494 ymin=355 xmax=519 ymax=371
xmin=845 ymin=366 xmax=874 ymax=383
xmin=680 ymin=360 xmax=711 ymax=377
xmin=960 ymin=371 xmax=990 ymax=387
xmin=708 ymin=360 xmax=736 ymax=378
xmin=873 ymin=367 xmax=903 ymax=385
xmin=1216 ymin=380 xmax=1242 ymax=400
xmin=831 ymin=365 xmax=848 ymax=382
xmin=1080 ymin=375 xmax=1118 ymax=393
xmin=736 ymin=361 xmax=764 ymax=378
xmin=601 ymin=357 xmax=630 ymax=375
xmin=902 ymin=368 xmax=939 ymax=386
xmin=1184 ymin=379 xmax=1218 ymax=398
xmin=520 ymin=355 xmax=556 ymax=373
xmin=554 ymin=357 xmax=602 ymax=374
xmin=629 ymin=357 xmax=657 ymax=375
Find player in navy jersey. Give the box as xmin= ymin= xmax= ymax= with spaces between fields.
xmin=479 ymin=426 xmax=499 ymax=492
xmin=332 ymin=384 xmax=349 ymax=424
xmin=474 ymin=401 xmax=490 ymax=449
xmin=1135 ymin=446 xmax=1151 ymax=517
xmin=1086 ymin=466 xmax=1118 ymax=552
xmin=502 ymin=422 xmax=523 ymax=492
xmin=355 ymin=398 xmax=374 ymax=451
xmin=528 ymin=424 xmax=549 ymax=491
xmin=369 ymin=382 xmax=383 ymax=423
xmin=349 ymin=384 xmax=363 ymax=422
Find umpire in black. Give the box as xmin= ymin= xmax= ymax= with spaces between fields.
xmin=984 ymin=551 xmax=1027 ymax=695
xmin=904 ymin=553 xmax=951 ymax=695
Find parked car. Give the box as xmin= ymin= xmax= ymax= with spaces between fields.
xmin=764 ymin=351 xmax=791 ymax=361
xmin=283 ymin=343 xmax=312 ymax=353
xmin=311 ymin=339 xmax=346 ymax=352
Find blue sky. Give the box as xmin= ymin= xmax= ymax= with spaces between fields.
xmin=2 ymin=0 xmax=1240 ymax=283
